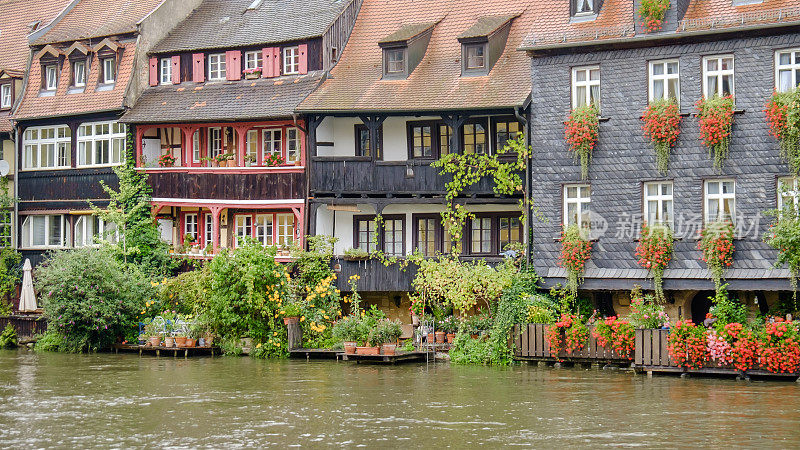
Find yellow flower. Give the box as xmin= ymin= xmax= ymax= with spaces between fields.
xmin=310 ymin=304 xmax=315 ymax=308
xmin=273 ymin=331 xmax=278 ymax=336
xmin=300 ymin=316 xmax=305 ymax=322
xmin=323 ymin=315 xmax=329 ymax=320
xmin=256 ymin=343 xmax=262 ymax=348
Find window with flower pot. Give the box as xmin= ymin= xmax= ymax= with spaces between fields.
xmin=235 ymin=212 xmax=295 ymax=247
xmin=564 ymin=184 xmax=591 ymax=229
xmin=571 ymin=66 xmax=600 ymax=109
xmin=0 ymin=83 xmax=11 ymax=108
xmin=705 ymin=179 xmax=735 ymax=224
xmin=702 ymin=55 xmax=734 ymax=99
xmin=77 ymin=121 xmax=125 ymax=167
xmin=462 ymin=119 xmax=488 ymax=154
xmin=776 ymin=49 xmax=800 ymax=92
xmin=159 ymin=58 xmax=171 ymax=85
xmin=208 ymin=127 xmax=223 ymax=158
xmin=208 ymin=53 xmax=226 ymax=81
xmin=649 ymin=60 xmax=679 ymax=103
xmin=262 ymin=128 xmax=282 ymax=162
xmin=355 ymin=216 xmax=377 ymax=252
xmin=72 ymin=60 xmax=86 ymax=88
xmin=643 ymin=181 xmax=674 ymax=228
xmin=283 ymin=46 xmax=300 ymax=75
xmin=244 ymin=51 xmax=262 ymax=71
xmin=22 ymin=125 xmax=71 ymax=170
xmin=74 ymin=215 xmax=118 ymax=247
xmin=21 ymin=214 xmax=66 ymax=248
xmin=778 ymin=177 xmax=800 ymax=211
xmin=102 ymin=57 xmax=116 ymax=84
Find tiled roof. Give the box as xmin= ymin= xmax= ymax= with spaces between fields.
xmin=14 ymin=42 xmax=135 ymax=121
xmin=458 ymin=15 xmax=518 ymax=40
xmin=120 ymin=72 xmax=324 ymax=123
xmin=378 ymin=22 xmax=438 ymax=44
xmin=298 ymin=0 xmax=534 ymax=113
xmin=150 ymin=0 xmax=351 ymax=54
xmin=0 ymin=0 xmax=72 ymax=72
xmin=520 ymin=0 xmax=800 ymax=50
xmin=32 ymin=0 xmax=164 ymax=45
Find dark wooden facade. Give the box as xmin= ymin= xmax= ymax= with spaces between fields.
xmin=147 ymin=170 xmax=304 ymax=201
xmin=334 ymin=259 xmax=415 ymax=292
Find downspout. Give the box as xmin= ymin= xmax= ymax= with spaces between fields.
xmin=514 ymin=101 xmax=532 ymax=271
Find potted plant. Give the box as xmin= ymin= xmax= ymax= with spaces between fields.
xmin=355 ymin=318 xmax=379 ymax=355
xmin=158 ymin=153 xmax=176 ymax=167
xmin=215 ymin=153 xmax=232 ymax=167
xmin=265 ymin=153 xmax=284 ymax=167
xmin=359 ymin=328 xmax=382 ymax=356
xmin=143 ymin=320 xmax=161 ymax=347
xmin=244 ymin=68 xmax=262 ymax=80
xmin=201 ymin=156 xmax=217 ymax=167
xmin=376 ymin=319 xmax=402 ymax=355
xmin=409 ymin=296 xmax=423 ymax=326
xmin=442 ymin=316 xmax=458 ymax=344
xmin=332 ymin=316 xmax=360 ymax=354
xmin=244 ymin=153 xmax=257 ymax=167
xmin=343 ymin=247 xmax=370 ymax=261
xmin=282 ymin=302 xmax=303 ymax=325
xmin=175 ymin=335 xmax=188 ymax=347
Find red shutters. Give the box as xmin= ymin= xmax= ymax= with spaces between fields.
xmin=171 ymin=55 xmax=181 ymax=85
xmin=262 ymin=47 xmax=280 ymax=78
xmin=298 ymin=44 xmax=308 ymax=74
xmin=192 ymin=53 xmax=205 ymax=83
xmin=148 ymin=57 xmax=158 ymax=86
xmin=225 ymin=50 xmax=241 ymax=81
xmin=272 ymin=47 xmax=282 ymax=77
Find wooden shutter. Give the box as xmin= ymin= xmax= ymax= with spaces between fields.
xmin=298 ymin=44 xmax=308 ymax=74
xmin=171 ymin=55 xmax=181 ymax=84
xmin=192 ymin=53 xmax=205 ymax=83
xmin=272 ymin=47 xmax=281 ymax=77
xmin=261 ymin=48 xmax=272 ymax=78
xmin=226 ymin=50 xmax=241 ymax=81
xmin=148 ymin=57 xmax=158 ymax=86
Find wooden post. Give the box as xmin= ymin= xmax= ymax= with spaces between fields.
xmin=287 ymin=319 xmax=302 ymax=350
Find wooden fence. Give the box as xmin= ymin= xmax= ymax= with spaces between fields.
xmin=513 ymin=324 xmax=632 ymax=363
xmin=0 ymin=316 xmax=48 ymax=340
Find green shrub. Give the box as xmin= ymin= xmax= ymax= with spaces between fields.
xmin=710 ymin=287 xmax=748 ymax=329
xmin=0 ymin=324 xmax=16 ymax=349
xmin=449 ymin=332 xmax=493 ymax=365
xmin=0 ymin=248 xmax=21 ymax=299
xmin=33 ymin=330 xmax=65 ymax=352
xmin=152 ymin=266 xmax=210 ymax=316
xmin=332 ymin=315 xmax=360 ymax=342
xmin=36 ymin=247 xmax=154 ymax=352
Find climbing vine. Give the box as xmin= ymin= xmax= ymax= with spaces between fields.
xmin=697 ymin=95 xmax=735 ymax=172
xmin=765 ymin=87 xmax=800 ymax=174
xmin=765 ymin=195 xmax=800 ymax=303
xmin=642 ymin=98 xmax=681 ymax=174
xmin=564 ymin=104 xmax=599 ymax=181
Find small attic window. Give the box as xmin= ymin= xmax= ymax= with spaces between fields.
xmin=378 ymin=21 xmax=438 ymax=80
xmin=464 ymin=43 xmax=486 ymax=71
xmin=574 ymin=0 xmax=594 ymax=15
xmin=384 ymin=48 xmax=406 ymax=75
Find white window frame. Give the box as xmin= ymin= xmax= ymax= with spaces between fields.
xmin=74 ymin=215 xmax=118 ymax=247
xmin=648 ymin=60 xmax=680 ymax=103
xmin=564 ymin=184 xmax=591 ymax=229
xmin=255 ymin=214 xmax=274 ymax=246
xmin=575 ymin=0 xmax=594 ymax=15
xmin=283 ymin=46 xmax=300 ymax=75
xmin=571 ymin=66 xmax=600 ymax=109
xmin=184 ymin=213 xmax=198 ymax=242
xmin=286 ymin=127 xmax=300 ymax=163
xmin=45 ymin=65 xmax=58 ymax=90
xmin=776 ymin=49 xmax=800 ymax=93
xmin=192 ymin=130 xmax=201 ymax=163
xmin=208 ymin=53 xmax=226 ymax=81
xmin=244 ymin=51 xmax=263 ymax=71
xmin=262 ymin=128 xmax=282 ymax=161
xmin=208 ymin=127 xmax=222 ymax=158
xmin=235 ymin=214 xmax=253 ymax=245
xmin=702 ymin=55 xmax=734 ymax=99
xmin=704 ymin=179 xmax=736 ymax=224
xmin=204 ymin=213 xmax=213 ymax=248
xmin=77 ymin=121 xmax=126 ymax=168
xmin=102 ymin=58 xmax=116 ymax=84
xmin=778 ymin=176 xmax=800 ymax=212
xmin=643 ymin=181 xmax=674 ymax=229
xmin=21 ymin=214 xmax=66 ymax=248
xmin=277 ymin=213 xmax=295 ymax=247
xmin=73 ymin=60 xmax=86 ymax=88
xmin=159 ymin=58 xmax=172 ymax=85
xmin=0 ymin=84 xmax=11 ymax=108
xmin=22 ymin=125 xmax=72 ymax=170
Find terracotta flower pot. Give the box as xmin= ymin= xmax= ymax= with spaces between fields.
xmin=343 ymin=341 xmax=357 ymax=354
xmin=427 ymin=333 xmax=434 ymax=343
xmin=175 ymin=336 xmax=188 ymax=347
xmin=164 ymin=337 xmax=175 ymax=348
xmin=381 ymin=343 xmax=397 ymax=356
xmin=446 ymin=333 xmax=455 ymax=344
xmin=471 ymin=334 xmax=479 ymax=340
xmin=356 ymin=346 xmax=380 ymax=356
xmin=148 ymin=336 xmax=161 ymax=347
xmin=284 ymin=316 xmax=299 ymax=326
xmin=435 ymin=331 xmax=446 ymax=344
xmin=185 ymin=338 xmax=196 ymax=348
xmin=204 ymin=335 xmax=214 ymax=346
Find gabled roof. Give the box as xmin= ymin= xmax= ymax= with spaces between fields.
xmin=458 ymin=14 xmax=518 ymax=40
xmin=150 ymin=0 xmax=354 ymax=54
xmin=120 ymin=72 xmax=325 ymax=124
xmin=378 ymin=22 xmax=438 ymax=45
xmin=92 ymin=38 xmax=120 ymax=53
xmin=0 ymin=0 xmax=72 ymax=73
xmin=34 ymin=44 xmax=63 ymax=60
xmin=32 ymin=0 xmax=165 ymax=45
xmin=298 ymin=0 xmax=533 ymax=113
xmin=65 ymin=41 xmax=91 ymax=57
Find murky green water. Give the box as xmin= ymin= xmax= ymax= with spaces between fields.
xmin=0 ymin=350 xmax=799 ymax=448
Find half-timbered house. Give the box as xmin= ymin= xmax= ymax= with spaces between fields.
xmin=121 ymin=0 xmax=361 ymax=259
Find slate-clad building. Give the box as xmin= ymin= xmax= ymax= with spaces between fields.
xmin=522 ymin=0 xmax=800 ymax=322
xmin=12 ymin=0 xmax=200 ymax=265
xmin=297 ymin=0 xmax=535 ymax=314
xmin=121 ymin=0 xmax=361 ymax=258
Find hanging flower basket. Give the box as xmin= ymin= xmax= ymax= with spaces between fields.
xmin=564 ymin=104 xmax=599 ymax=181
xmin=558 ymin=224 xmax=592 ymax=298
xmin=635 ymin=223 xmax=673 ymax=303
xmin=698 ymin=221 xmax=735 ymax=295
xmin=641 ymin=99 xmax=681 ymax=174
xmin=765 ymin=88 xmax=800 ymax=174
xmin=639 ymin=0 xmax=671 ymax=32
xmin=696 ymin=95 xmax=735 ymax=172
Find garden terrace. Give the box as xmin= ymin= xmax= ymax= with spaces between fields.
xmin=513 ymin=323 xmax=633 ymax=365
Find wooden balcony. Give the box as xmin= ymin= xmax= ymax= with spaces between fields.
xmin=311 ymin=159 xmax=518 ymax=196
xmin=17 ymin=167 xmax=118 ymax=206
xmin=144 ymin=168 xmax=305 ymax=201
xmin=334 ymin=258 xmax=417 ymax=292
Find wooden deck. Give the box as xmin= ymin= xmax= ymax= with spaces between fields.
xmin=289 ymin=348 xmax=342 ymax=360
xmin=340 ymin=350 xmax=430 ymax=364
xmin=513 ymin=324 xmax=633 ymax=364
xmin=113 ymin=344 xmax=220 ymax=358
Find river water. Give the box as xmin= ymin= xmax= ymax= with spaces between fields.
xmin=0 ymin=350 xmax=799 ymax=448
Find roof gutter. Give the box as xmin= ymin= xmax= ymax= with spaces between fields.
xmin=294 ymin=105 xmax=527 ymax=116
xmin=518 ymin=20 xmax=800 ymax=53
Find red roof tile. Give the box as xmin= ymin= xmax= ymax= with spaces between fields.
xmin=0 ymin=0 xmax=72 ymax=73
xmin=681 ymin=0 xmax=800 ymax=32
xmin=298 ymin=0 xmax=534 ymax=113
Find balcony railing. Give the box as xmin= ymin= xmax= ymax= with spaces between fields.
xmin=146 ymin=170 xmax=305 ymax=201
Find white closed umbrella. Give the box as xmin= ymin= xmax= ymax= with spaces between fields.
xmin=19 ymin=259 xmax=37 ymax=313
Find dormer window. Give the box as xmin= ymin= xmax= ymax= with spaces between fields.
xmin=283 ymin=46 xmax=300 ymax=75
xmin=384 ymin=48 xmax=405 ymax=74
xmin=464 ymin=43 xmax=486 ymax=70
xmin=245 ymin=50 xmax=262 ymax=71
xmin=73 ymin=60 xmax=86 ymax=87
xmin=0 ymin=83 xmax=11 ymax=109
xmin=575 ymin=0 xmax=594 ymax=15
xmin=458 ymin=15 xmax=516 ymax=77
xmin=45 ymin=65 xmax=58 ymax=90
xmin=159 ymin=58 xmax=172 ymax=85
xmin=102 ymin=57 xmax=116 ymax=84
xmin=208 ymin=53 xmax=226 ymax=81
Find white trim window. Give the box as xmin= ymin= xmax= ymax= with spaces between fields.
xmin=77 ymin=121 xmax=125 ymax=167
xmin=192 ymin=130 xmax=200 ymax=163
xmin=102 ymin=58 xmax=116 ymax=84
xmin=564 ymin=184 xmax=591 ymax=229
xmin=575 ymin=0 xmax=594 ymax=15
xmin=262 ymin=129 xmax=282 ymax=161
xmin=235 ymin=215 xmax=253 ymax=245
xmin=244 ymin=51 xmax=263 ymax=71
xmin=776 ymin=49 xmax=800 ymax=93
xmin=208 ymin=127 xmax=222 ymax=158
xmin=277 ymin=213 xmax=295 ymax=247
xmin=45 ymin=65 xmax=58 ymax=90
xmin=703 ymin=55 xmax=734 ymax=98
xmin=246 ymin=130 xmax=258 ymax=165
xmin=705 ymin=179 xmax=735 ymax=224
xmin=287 ymin=128 xmax=300 ymax=163
xmin=184 ymin=213 xmax=198 ymax=242
xmin=208 ymin=53 xmax=226 ymax=81
xmin=644 ymin=181 xmax=674 ymax=228
xmin=204 ymin=213 xmax=213 ymax=248
xmin=21 ymin=215 xmax=66 ymax=248
xmin=159 ymin=58 xmax=172 ymax=85
xmin=74 ymin=216 xmax=118 ymax=247
xmin=571 ymin=66 xmax=600 ymax=109
xmin=255 ymin=214 xmax=274 ymax=246
xmin=0 ymin=84 xmax=11 ymax=108
xmin=778 ymin=176 xmax=800 ymax=212
xmin=73 ymin=60 xmax=86 ymax=87
xmin=649 ymin=60 xmax=679 ymax=102
xmin=283 ymin=46 xmax=300 ymax=75
xmin=23 ymin=125 xmax=71 ymax=169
